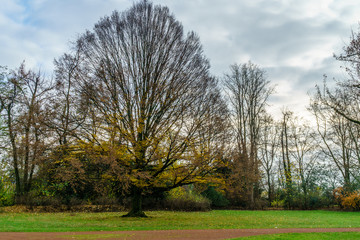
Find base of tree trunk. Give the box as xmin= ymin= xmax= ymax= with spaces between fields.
xmin=124 ymin=186 xmax=146 ymax=217
xmin=122 ymin=210 xmax=147 ymax=218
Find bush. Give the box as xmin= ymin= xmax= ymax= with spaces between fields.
xmin=0 ymin=178 xmax=14 ymax=206
xmin=333 ymin=187 xmax=360 ymax=210
xmin=341 ymin=191 xmax=360 ymax=210
xmin=18 ymin=192 xmax=61 ymax=208
xmin=142 ymin=191 xmax=166 ymax=210
xmin=67 ymin=197 xmax=85 ymax=206
xmin=271 ymin=199 xmax=285 ymax=208
xmin=92 ymin=196 xmax=118 ymax=205
xmin=201 ymin=186 xmax=229 ymax=208
xmin=254 ymin=198 xmax=269 ymax=209
xmin=333 ymin=187 xmax=347 ymax=208
xmin=165 ymin=187 xmax=210 ymax=211
xmin=31 ymin=196 xmax=62 ymax=208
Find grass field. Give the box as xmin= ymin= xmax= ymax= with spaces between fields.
xmin=60 ymin=232 xmax=360 ymax=240
xmin=0 ymin=210 xmax=360 ymax=232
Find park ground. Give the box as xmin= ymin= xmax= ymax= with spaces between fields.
xmin=2 ymin=228 xmax=360 ymax=240
xmin=1 ymin=209 xmax=360 ymax=239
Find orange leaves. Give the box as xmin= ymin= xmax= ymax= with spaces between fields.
xmin=333 ymin=187 xmax=360 ymax=210
xmin=342 ymin=191 xmax=360 ymax=210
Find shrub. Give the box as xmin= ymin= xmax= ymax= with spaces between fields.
xmin=165 ymin=187 xmax=211 ymax=211
xmin=92 ymin=196 xmax=118 ymax=205
xmin=0 ymin=178 xmax=14 ymax=206
xmin=254 ymin=198 xmax=269 ymax=209
xmin=18 ymin=191 xmax=61 ymax=208
xmin=332 ymin=187 xmax=360 ymax=210
xmin=142 ymin=191 xmax=166 ymax=210
xmin=32 ymin=196 xmax=62 ymax=207
xmin=67 ymin=197 xmax=85 ymax=206
xmin=341 ymin=191 xmax=360 ymax=210
xmin=271 ymin=199 xmax=285 ymax=208
xmin=333 ymin=187 xmax=347 ymax=207
xmin=201 ymin=186 xmax=229 ymax=208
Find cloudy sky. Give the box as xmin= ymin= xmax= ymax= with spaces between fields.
xmin=0 ymin=0 xmax=358 ymax=120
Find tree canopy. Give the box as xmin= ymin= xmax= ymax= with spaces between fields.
xmin=54 ymin=0 xmax=227 ymax=217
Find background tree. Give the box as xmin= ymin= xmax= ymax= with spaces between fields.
xmin=224 ymin=62 xmax=274 ymax=208
xmin=311 ymin=88 xmax=360 ymax=191
xmin=318 ymin=25 xmax=360 ymax=126
xmin=288 ymin=115 xmax=318 ymax=209
xmin=0 ymin=63 xmax=51 ymax=197
xmin=306 ymin=23 xmax=360 ymax=208
xmin=48 ymin=49 xmax=88 ymax=146
xmin=279 ymin=110 xmax=295 ymax=209
xmin=259 ymin=114 xmax=278 ymax=204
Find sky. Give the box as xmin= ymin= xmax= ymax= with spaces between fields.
xmin=0 ymin=0 xmax=359 ymax=120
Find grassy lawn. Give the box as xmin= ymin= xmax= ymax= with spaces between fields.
xmin=234 ymin=232 xmax=360 ymax=240
xmin=0 ymin=210 xmax=359 ymax=232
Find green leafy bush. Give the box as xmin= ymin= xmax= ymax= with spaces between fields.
xmin=271 ymin=199 xmax=285 ymax=208
xmin=201 ymin=186 xmax=229 ymax=208
xmin=0 ymin=178 xmax=14 ymax=206
xmin=165 ymin=187 xmax=210 ymax=211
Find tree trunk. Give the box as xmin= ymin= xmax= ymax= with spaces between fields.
xmin=303 ymin=184 xmax=308 ymax=209
xmin=267 ymin=171 xmax=272 ymax=203
xmin=123 ymin=187 xmax=147 ymax=217
xmin=8 ymin=110 xmax=21 ymax=197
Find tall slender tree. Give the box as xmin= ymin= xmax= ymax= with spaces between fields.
xmin=259 ymin=114 xmax=278 ymax=203
xmin=288 ymin=115 xmax=317 ymax=209
xmin=280 ymin=110 xmax=294 ymax=209
xmin=224 ymin=62 xmax=273 ymax=208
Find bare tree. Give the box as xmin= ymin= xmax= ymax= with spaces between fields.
xmin=310 ymin=89 xmax=360 ymax=190
xmin=224 ymin=62 xmax=274 ymax=208
xmin=318 ymin=25 xmax=360 ymax=125
xmin=279 ymin=110 xmax=294 ymax=208
xmin=259 ymin=114 xmax=278 ymax=203
xmin=288 ymin=116 xmax=318 ymax=209
xmin=47 ymin=50 xmax=88 ymax=146
xmin=59 ymin=0 xmax=225 ymax=217
xmin=0 ymin=63 xmax=51 ymax=197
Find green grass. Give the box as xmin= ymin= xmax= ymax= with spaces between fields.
xmin=0 ymin=210 xmax=359 ymax=232
xmin=233 ymin=232 xmax=360 ymax=240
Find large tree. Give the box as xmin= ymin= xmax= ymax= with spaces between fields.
xmin=310 ymin=88 xmax=360 ymax=190
xmin=318 ymin=25 xmax=360 ymax=125
xmin=58 ymin=0 xmax=225 ymax=216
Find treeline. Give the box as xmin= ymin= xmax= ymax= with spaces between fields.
xmin=1 ymin=0 xmax=360 ymax=215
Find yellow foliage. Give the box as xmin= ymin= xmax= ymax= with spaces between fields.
xmin=333 ymin=187 xmax=360 ymax=210
xmin=341 ymin=191 xmax=360 ymax=210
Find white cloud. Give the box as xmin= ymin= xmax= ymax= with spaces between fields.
xmin=0 ymin=0 xmax=358 ymax=118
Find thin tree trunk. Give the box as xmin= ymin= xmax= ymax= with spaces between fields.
xmin=8 ymin=108 xmax=21 ymax=196
xmin=267 ymin=171 xmax=272 ymax=203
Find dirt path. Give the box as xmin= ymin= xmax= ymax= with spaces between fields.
xmin=1 ymin=228 xmax=360 ymax=240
